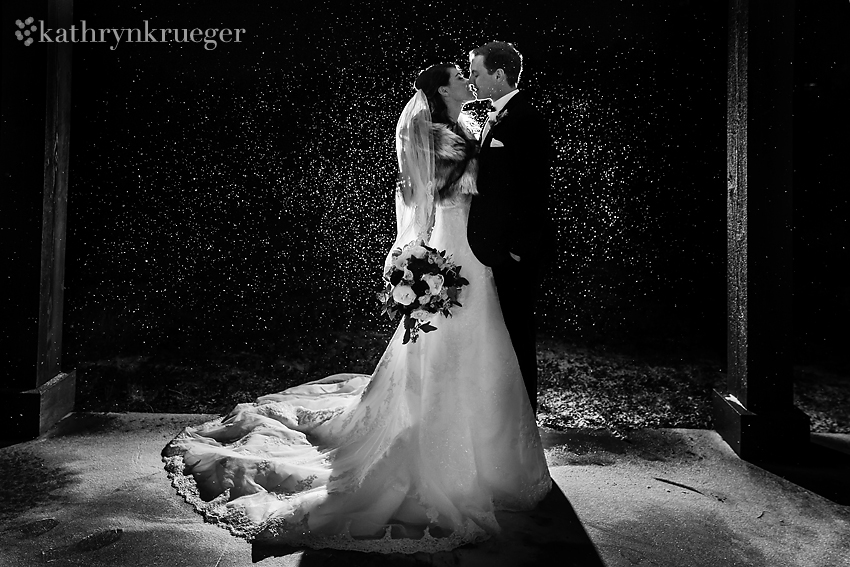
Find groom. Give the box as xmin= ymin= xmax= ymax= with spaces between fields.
xmin=467 ymin=41 xmax=554 ymax=413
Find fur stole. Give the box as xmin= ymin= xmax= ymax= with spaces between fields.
xmin=431 ymin=122 xmax=478 ymax=202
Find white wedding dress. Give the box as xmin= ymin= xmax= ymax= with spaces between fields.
xmin=162 ymin=192 xmax=552 ymax=553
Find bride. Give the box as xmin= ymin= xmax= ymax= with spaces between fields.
xmin=163 ymin=64 xmax=551 ymax=554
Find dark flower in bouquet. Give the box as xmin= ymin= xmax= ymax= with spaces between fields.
xmin=377 ymin=239 xmax=470 ymax=344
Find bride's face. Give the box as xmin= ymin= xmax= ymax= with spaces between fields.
xmin=441 ymin=67 xmax=476 ymax=103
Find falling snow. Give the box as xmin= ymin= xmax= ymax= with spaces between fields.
xmin=63 ymin=1 xmax=727 ymax=359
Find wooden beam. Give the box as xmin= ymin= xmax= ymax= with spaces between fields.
xmin=37 ymin=0 xmax=74 ymax=388
xmin=713 ymin=0 xmax=809 ymax=461
xmin=1 ymin=0 xmax=80 ymax=440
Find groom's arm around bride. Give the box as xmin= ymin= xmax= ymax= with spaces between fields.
xmin=466 ymin=41 xmax=555 ymax=413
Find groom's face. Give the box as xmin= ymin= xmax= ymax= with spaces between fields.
xmin=469 ymin=55 xmax=497 ymax=100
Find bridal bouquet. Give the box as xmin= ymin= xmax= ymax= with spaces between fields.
xmin=377 ymin=239 xmax=469 ymax=344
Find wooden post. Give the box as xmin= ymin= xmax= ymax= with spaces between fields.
xmin=5 ymin=0 xmax=76 ymax=441
xmin=37 ymin=0 xmax=73 ymax=386
xmin=713 ymin=0 xmax=809 ymax=461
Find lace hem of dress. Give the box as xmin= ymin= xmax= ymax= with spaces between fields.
xmin=255 ymin=515 xmax=489 ymax=554
xmin=163 ymin=453 xmax=493 ymax=554
xmin=164 ymin=454 xmax=260 ymax=539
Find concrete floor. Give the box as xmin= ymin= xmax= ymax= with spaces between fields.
xmin=1 ymin=413 xmax=848 ymax=567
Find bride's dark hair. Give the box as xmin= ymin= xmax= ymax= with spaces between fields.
xmin=414 ymin=64 xmax=455 ymax=125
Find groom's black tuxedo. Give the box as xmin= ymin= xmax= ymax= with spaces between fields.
xmin=467 ymin=90 xmax=554 ymax=413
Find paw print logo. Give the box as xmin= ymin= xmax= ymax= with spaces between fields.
xmin=15 ymin=17 xmax=37 ymax=46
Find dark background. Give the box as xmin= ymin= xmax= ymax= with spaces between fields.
xmin=3 ymin=1 xmax=847 ymax=397
xmin=65 ymin=0 xmax=728 ymax=357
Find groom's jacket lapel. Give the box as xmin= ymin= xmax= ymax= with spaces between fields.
xmin=480 ymin=92 xmax=522 ymax=153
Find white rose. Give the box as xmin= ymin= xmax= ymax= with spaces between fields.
xmin=392 ymin=285 xmax=416 ymax=306
xmin=422 ymin=273 xmax=444 ymax=295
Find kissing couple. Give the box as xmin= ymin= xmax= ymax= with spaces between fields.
xmin=164 ymin=40 xmax=556 ymax=554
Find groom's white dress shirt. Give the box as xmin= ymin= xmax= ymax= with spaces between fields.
xmin=480 ymin=88 xmax=520 ymax=142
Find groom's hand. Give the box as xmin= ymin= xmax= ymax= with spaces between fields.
xmin=509 ymin=252 xmax=521 ymax=262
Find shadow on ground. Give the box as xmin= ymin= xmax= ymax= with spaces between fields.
xmin=754 ymin=435 xmax=850 ymax=506
xmin=253 ymin=483 xmax=604 ymax=567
